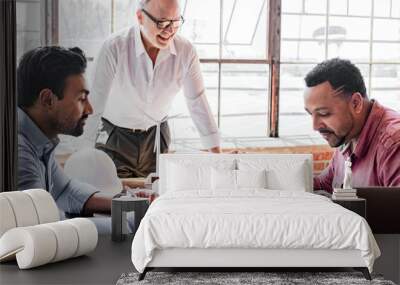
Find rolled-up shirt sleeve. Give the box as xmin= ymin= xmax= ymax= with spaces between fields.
xmin=49 ymin=156 xmax=99 ymax=214
xmin=183 ymin=47 xmax=220 ymax=149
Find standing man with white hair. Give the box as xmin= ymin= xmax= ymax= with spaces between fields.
xmin=90 ymin=0 xmax=221 ymax=178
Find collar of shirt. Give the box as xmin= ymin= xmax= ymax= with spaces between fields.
xmin=134 ymin=25 xmax=177 ymax=61
xmin=340 ymin=141 xmax=352 ymax=157
xmin=341 ymin=100 xmax=385 ymax=160
xmin=18 ymin=107 xmax=59 ymax=157
xmin=340 ymin=138 xmax=358 ymax=161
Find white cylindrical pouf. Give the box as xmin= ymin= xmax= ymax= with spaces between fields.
xmin=24 ymin=189 xmax=59 ymax=224
xmin=42 ymin=221 xmax=79 ymax=262
xmin=0 ymin=196 xmax=17 ymax=237
xmin=66 ymin=218 xmax=98 ymax=257
xmin=0 ymin=226 xmax=57 ymax=269
xmin=1 ymin=192 xmax=39 ymax=227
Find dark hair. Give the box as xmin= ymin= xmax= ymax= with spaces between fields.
xmin=17 ymin=46 xmax=87 ymax=108
xmin=304 ymin=58 xmax=367 ymax=98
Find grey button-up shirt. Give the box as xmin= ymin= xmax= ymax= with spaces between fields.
xmin=17 ymin=108 xmax=99 ymax=214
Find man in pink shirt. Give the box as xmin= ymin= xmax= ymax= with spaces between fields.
xmin=304 ymin=58 xmax=400 ymax=193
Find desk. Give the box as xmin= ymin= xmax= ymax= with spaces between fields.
xmin=0 ymin=235 xmax=134 ymax=285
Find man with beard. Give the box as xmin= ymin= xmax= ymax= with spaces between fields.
xmin=304 ymin=58 xmax=400 ymax=193
xmin=17 ymin=46 xmax=112 ymax=215
xmin=89 ymin=0 xmax=220 ymax=178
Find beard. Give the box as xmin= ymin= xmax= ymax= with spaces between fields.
xmin=317 ymin=114 xmax=354 ymax=148
xmin=320 ymin=131 xmax=345 ymax=147
xmin=58 ymin=115 xmax=88 ymax=137
xmin=318 ymin=128 xmax=347 ymax=148
xmin=70 ymin=116 xmax=88 ymax=136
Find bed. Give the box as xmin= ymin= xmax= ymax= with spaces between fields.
xmin=131 ymin=154 xmax=380 ymax=280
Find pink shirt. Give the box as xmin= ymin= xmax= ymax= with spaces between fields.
xmin=314 ymin=100 xmax=400 ymax=193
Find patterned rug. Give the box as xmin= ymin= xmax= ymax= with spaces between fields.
xmin=116 ymin=271 xmax=396 ymax=285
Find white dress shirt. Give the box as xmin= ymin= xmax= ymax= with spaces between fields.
xmin=89 ymin=25 xmax=220 ymax=149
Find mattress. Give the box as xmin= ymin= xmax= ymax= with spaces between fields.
xmin=131 ymin=190 xmax=380 ymax=272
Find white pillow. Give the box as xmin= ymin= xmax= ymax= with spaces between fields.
xmin=236 ymin=169 xmax=267 ymax=189
xmin=237 ymin=159 xmax=309 ymax=192
xmin=167 ymin=162 xmax=211 ymax=192
xmin=266 ymin=162 xmax=307 ymax=191
xmin=211 ymin=168 xmax=268 ymax=191
xmin=211 ymin=168 xmax=236 ymax=191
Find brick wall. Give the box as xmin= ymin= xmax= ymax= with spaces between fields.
xmin=223 ymin=145 xmax=334 ymax=176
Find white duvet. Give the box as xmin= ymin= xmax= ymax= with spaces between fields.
xmin=131 ymin=190 xmax=380 ymax=273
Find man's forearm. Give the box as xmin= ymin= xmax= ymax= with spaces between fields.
xmin=82 ymin=193 xmax=112 ymax=215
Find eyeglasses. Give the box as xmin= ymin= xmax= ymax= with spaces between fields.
xmin=141 ymin=9 xmax=184 ymax=30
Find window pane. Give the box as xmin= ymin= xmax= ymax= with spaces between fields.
xmin=393 ymin=0 xmax=400 ymax=18
xmin=281 ymin=14 xmax=326 ymax=62
xmin=281 ymin=40 xmax=325 ymax=62
xmin=114 ymin=0 xmax=137 ymax=32
xmin=282 ymin=15 xmax=326 ymax=39
xmin=328 ymin=42 xmax=370 ymax=61
xmin=370 ymin=65 xmax=400 ymax=111
xmin=59 ymin=0 xmax=111 ymax=58
xmin=59 ymin=0 xmax=112 ymax=88
xmin=279 ymin=64 xmax=314 ymax=136
xmin=219 ymin=64 xmax=269 ymax=139
xmin=329 ymin=17 xmax=370 ymax=41
xmin=348 ymin=0 xmax=371 ymax=16
xmin=220 ymin=115 xmax=268 ymax=147
xmin=305 ymin=0 xmax=327 ymax=14
xmin=373 ymin=43 xmax=400 ymax=62
xmin=282 ymin=0 xmax=303 ymax=14
xmin=374 ymin=0 xmax=392 ymax=17
xmin=329 ymin=0 xmax=348 ymax=15
xmin=179 ymin=0 xmax=220 ymax=58
xmin=222 ymin=0 xmax=267 ymax=59
xmin=373 ymin=19 xmax=400 ymax=42
xmin=279 ymin=113 xmax=315 ymax=137
xmin=17 ymin=1 xmax=41 ymax=60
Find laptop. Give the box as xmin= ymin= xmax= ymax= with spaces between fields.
xmin=356 ymin=187 xmax=400 ymax=234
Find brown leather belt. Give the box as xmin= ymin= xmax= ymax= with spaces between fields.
xmin=132 ymin=129 xmax=146 ymax=133
xmin=102 ymin=118 xmax=148 ymax=133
